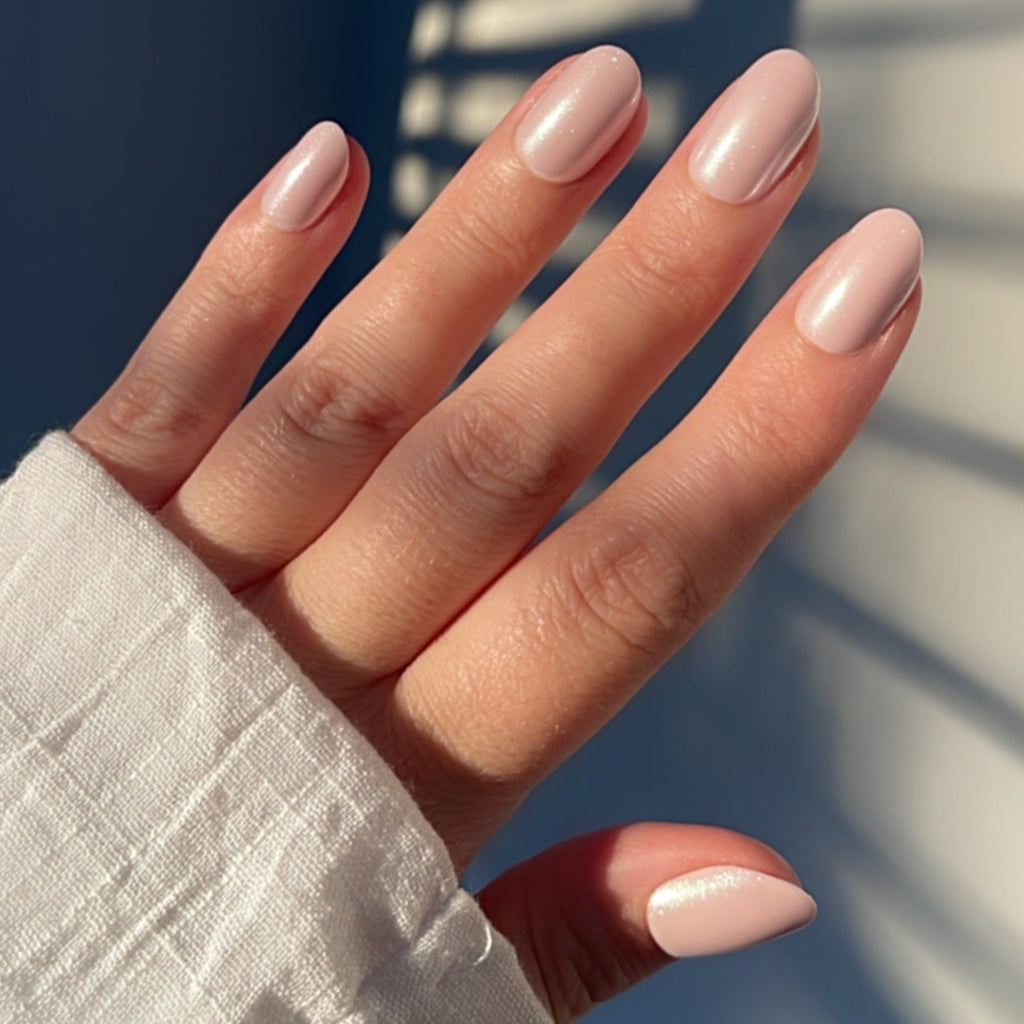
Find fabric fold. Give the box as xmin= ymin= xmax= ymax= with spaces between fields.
xmin=0 ymin=432 xmax=551 ymax=1023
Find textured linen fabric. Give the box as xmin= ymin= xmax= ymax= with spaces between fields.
xmin=0 ymin=433 xmax=552 ymax=1023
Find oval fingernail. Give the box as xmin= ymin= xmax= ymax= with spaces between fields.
xmin=796 ymin=208 xmax=924 ymax=354
xmin=261 ymin=121 xmax=351 ymax=232
xmin=646 ymin=866 xmax=817 ymax=958
xmin=515 ymin=44 xmax=642 ymax=184
xmin=689 ymin=49 xmax=820 ymax=204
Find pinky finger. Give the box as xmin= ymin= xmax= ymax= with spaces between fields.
xmin=72 ymin=122 xmax=370 ymax=507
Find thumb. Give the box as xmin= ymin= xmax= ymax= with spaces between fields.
xmin=478 ymin=822 xmax=817 ymax=1023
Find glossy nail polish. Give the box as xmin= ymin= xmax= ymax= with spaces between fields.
xmin=261 ymin=121 xmax=350 ymax=232
xmin=515 ymin=45 xmax=642 ymax=184
xmin=646 ymin=866 xmax=817 ymax=958
xmin=689 ymin=49 xmax=820 ymax=204
xmin=796 ymin=208 xmax=924 ymax=354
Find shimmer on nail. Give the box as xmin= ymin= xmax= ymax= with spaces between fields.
xmin=515 ymin=45 xmax=642 ymax=185
xmin=646 ymin=866 xmax=818 ymax=959
xmin=261 ymin=121 xmax=350 ymax=232
xmin=689 ymin=49 xmax=820 ymax=204
xmin=796 ymin=208 xmax=924 ymax=354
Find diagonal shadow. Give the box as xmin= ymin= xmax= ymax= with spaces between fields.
xmin=807 ymin=192 xmax=1024 ymax=265
xmin=764 ymin=552 xmax=1024 ymax=760
xmin=689 ymin=667 xmax=1024 ymax=1020
xmin=866 ymin=402 xmax=1024 ymax=494
xmin=801 ymin=3 xmax=1024 ymax=49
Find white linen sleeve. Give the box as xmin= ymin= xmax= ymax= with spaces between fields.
xmin=0 ymin=433 xmax=553 ymax=1023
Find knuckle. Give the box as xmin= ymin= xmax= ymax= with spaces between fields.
xmin=605 ymin=213 xmax=716 ymax=321
xmin=721 ymin=365 xmax=824 ymax=484
xmin=445 ymin=198 xmax=525 ymax=290
xmin=277 ymin=354 xmax=414 ymax=449
xmin=101 ymin=362 xmax=206 ymax=447
xmin=553 ymin=518 xmax=704 ymax=662
xmin=194 ymin=223 xmax=287 ymax=325
xmin=437 ymin=389 xmax=576 ymax=506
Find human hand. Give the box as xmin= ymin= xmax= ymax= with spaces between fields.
xmin=70 ymin=47 xmax=922 ymax=1020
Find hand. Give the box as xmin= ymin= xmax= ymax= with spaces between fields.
xmin=70 ymin=47 xmax=921 ymax=1021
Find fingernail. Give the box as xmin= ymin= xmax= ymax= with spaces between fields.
xmin=515 ymin=45 xmax=642 ymax=184
xmin=261 ymin=121 xmax=351 ymax=231
xmin=689 ymin=49 xmax=820 ymax=204
xmin=796 ymin=208 xmax=924 ymax=354
xmin=646 ymin=866 xmax=817 ymax=958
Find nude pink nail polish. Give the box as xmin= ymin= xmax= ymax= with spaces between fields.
xmin=689 ymin=49 xmax=820 ymax=204
xmin=646 ymin=866 xmax=817 ymax=958
xmin=796 ymin=208 xmax=924 ymax=354
xmin=515 ymin=45 xmax=642 ymax=184
xmin=260 ymin=121 xmax=350 ymax=232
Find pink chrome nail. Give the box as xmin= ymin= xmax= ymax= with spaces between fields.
xmin=515 ymin=45 xmax=642 ymax=184
xmin=796 ymin=208 xmax=924 ymax=354
xmin=646 ymin=866 xmax=817 ymax=958
xmin=260 ymin=121 xmax=350 ymax=232
xmin=689 ymin=49 xmax=820 ymax=204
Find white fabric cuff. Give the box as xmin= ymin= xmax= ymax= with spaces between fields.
xmin=0 ymin=433 xmax=551 ymax=1023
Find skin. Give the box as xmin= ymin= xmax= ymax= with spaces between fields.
xmin=71 ymin=54 xmax=921 ymax=1022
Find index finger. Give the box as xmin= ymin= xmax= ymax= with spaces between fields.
xmin=390 ymin=211 xmax=923 ymax=855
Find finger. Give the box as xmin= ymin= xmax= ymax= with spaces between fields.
xmin=388 ymin=210 xmax=923 ymax=854
xmin=72 ymin=122 xmax=370 ymax=507
xmin=479 ymin=823 xmax=816 ymax=1023
xmin=161 ymin=47 xmax=647 ymax=585
xmin=261 ymin=50 xmax=821 ymax=691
